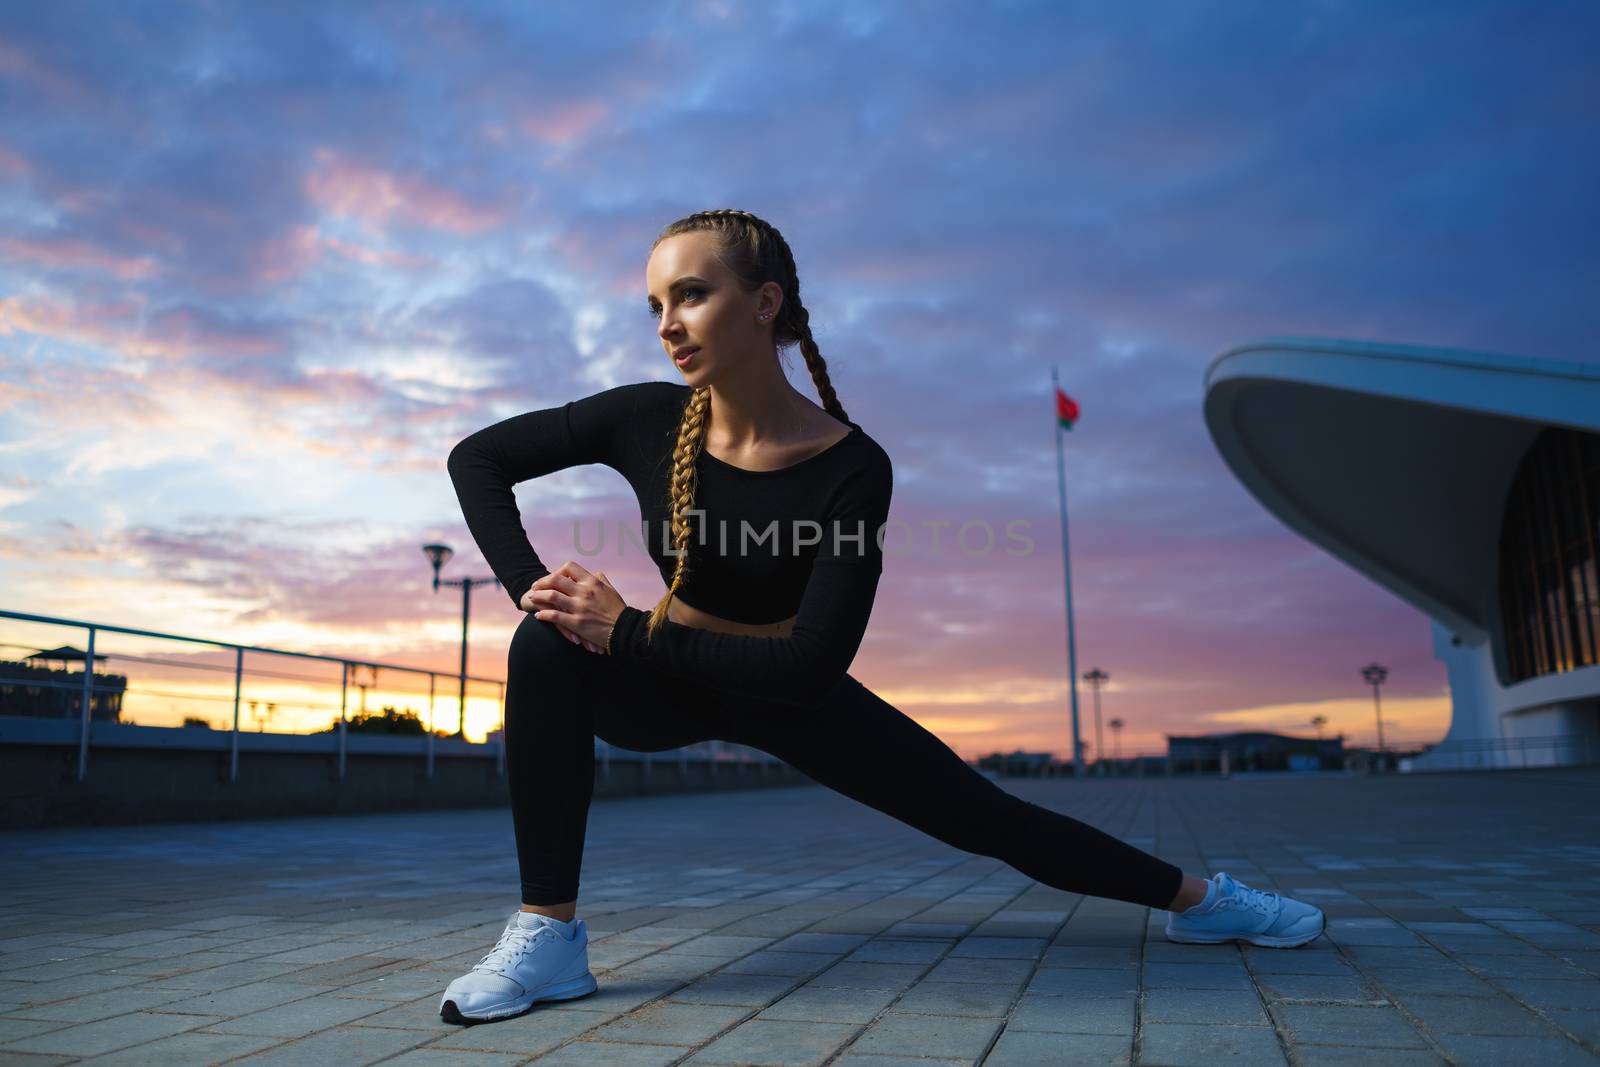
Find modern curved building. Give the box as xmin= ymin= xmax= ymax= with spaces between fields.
xmin=1203 ymin=336 xmax=1600 ymax=771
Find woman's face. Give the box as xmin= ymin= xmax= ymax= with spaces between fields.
xmin=645 ymin=232 xmax=775 ymax=384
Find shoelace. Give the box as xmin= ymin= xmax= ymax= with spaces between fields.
xmin=1220 ymin=877 xmax=1281 ymax=918
xmin=472 ymin=922 xmax=557 ymax=974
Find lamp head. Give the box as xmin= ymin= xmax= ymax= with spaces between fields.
xmin=422 ymin=543 xmax=454 ymax=589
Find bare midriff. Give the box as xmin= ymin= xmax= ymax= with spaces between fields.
xmin=667 ymin=596 xmax=796 ymax=637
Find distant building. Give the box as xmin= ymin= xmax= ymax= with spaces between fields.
xmin=0 ymin=646 xmax=125 ymax=721
xmin=1206 ymin=337 xmax=1600 ymax=771
xmin=1166 ymin=731 xmax=1344 ymax=773
xmin=977 ymin=749 xmax=1058 ymax=777
xmin=1344 ymin=745 xmax=1424 ymax=774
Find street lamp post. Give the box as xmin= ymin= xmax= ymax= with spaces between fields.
xmin=351 ymin=663 xmax=375 ymax=722
xmin=1361 ymin=662 xmax=1389 ymax=769
xmin=1083 ymin=668 xmax=1109 ymax=776
xmin=423 ymin=543 xmax=500 ymax=741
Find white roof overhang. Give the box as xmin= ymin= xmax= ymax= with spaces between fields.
xmin=1203 ymin=336 xmax=1600 ymax=643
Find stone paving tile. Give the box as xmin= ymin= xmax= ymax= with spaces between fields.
xmin=843 ymin=939 xmax=948 ymax=965
xmin=4 ymin=973 xmax=147 ymax=1007
xmin=1254 ymin=971 xmax=1382 ymax=1003
xmin=324 ymin=966 xmax=462 ymax=1002
xmin=339 ymin=993 xmax=447 ymax=1029
xmin=1360 ymin=963 xmax=1503 ymax=997
xmin=134 ymin=959 xmax=308 ymax=991
xmin=1429 ymin=1031 xmax=1599 ymax=1064
xmin=9 ymin=987 xmax=195 ymax=1023
xmin=1288 ymin=1044 xmax=1448 ymax=1065
xmin=1454 ymin=952 xmax=1594 ymax=980
xmin=1039 ymin=944 xmax=1140 ymax=968
xmin=96 ymin=951 xmax=258 ymax=978
xmin=753 ymin=983 xmax=899 ymax=1025
xmin=1143 ymin=987 xmax=1271 ymax=1026
xmin=381 ymin=1050 xmax=527 ymax=1066
xmin=582 ymin=1000 xmax=749 ymax=1046
xmin=0 ymin=1018 xmax=71 ymax=1044
xmin=987 ymin=1028 xmax=1130 ymax=1065
xmin=225 ymin=1024 xmax=434 ymax=1065
xmin=1006 ymin=992 xmax=1136 ymax=1035
xmin=1549 ymin=1009 xmax=1600 ymax=1045
xmin=1269 ymin=1001 xmax=1431 ymax=1049
xmin=137 ymin=978 xmax=333 ymax=1018
xmin=0 ymin=954 xmax=133 ymax=981
xmin=8 ymin=771 xmax=1600 ymax=1063
xmin=679 ymin=1017 xmax=859 ymax=1065
xmin=767 ymin=932 xmax=871 ymax=955
xmin=426 ymin=1006 xmax=604 ymax=1054
xmin=526 ymin=976 xmax=680 ymax=1018
xmin=829 ymin=1053 xmax=970 ymax=1067
xmin=205 ymin=993 xmax=395 ymax=1037
xmin=0 ymin=1010 xmax=225 ymax=1058
xmin=1392 ymin=991 xmax=1564 ymax=1036
xmin=948 ymin=935 xmax=1046 ymax=959
xmin=70 ymin=1030 xmax=285 ymax=1065
xmin=1240 ymin=947 xmax=1355 ymax=976
xmin=1499 ymin=977 xmax=1600 ymax=1012
xmin=665 ymin=970 xmax=805 ymax=1007
xmin=805 ymin=960 xmax=924 ymax=991
xmin=892 ymin=979 xmax=1016 ymax=1018
xmin=530 ymin=1038 xmax=689 ymax=1065
xmin=1138 ymin=1021 xmax=1288 ymax=1065
xmin=603 ymin=952 xmax=726 ymax=984
xmin=921 ymin=955 xmax=1033 ymax=986
xmin=1025 ymin=966 xmax=1139 ymax=997
xmin=846 ymin=1011 xmax=1001 ymax=1060
xmin=1141 ymin=960 xmax=1254 ymax=989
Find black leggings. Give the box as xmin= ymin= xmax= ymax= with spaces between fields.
xmin=505 ymin=613 xmax=1185 ymax=910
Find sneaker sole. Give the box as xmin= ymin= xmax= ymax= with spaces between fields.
xmin=440 ymin=970 xmax=599 ymax=1025
xmin=1165 ymin=914 xmax=1326 ymax=949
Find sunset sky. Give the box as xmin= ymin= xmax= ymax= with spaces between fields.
xmin=2 ymin=2 xmax=1596 ymax=756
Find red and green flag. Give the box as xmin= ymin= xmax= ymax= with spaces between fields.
xmin=1055 ymin=385 xmax=1080 ymax=431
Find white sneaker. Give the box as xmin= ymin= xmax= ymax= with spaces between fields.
xmin=1164 ymin=871 xmax=1325 ymax=948
xmin=439 ymin=910 xmax=599 ymax=1024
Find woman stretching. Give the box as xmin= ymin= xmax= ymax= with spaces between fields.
xmin=439 ymin=209 xmax=1325 ymax=1024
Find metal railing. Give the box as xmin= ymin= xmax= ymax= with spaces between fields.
xmin=1401 ymin=733 xmax=1600 ymax=772
xmin=1 ymin=609 xmax=783 ymax=785
xmin=0 ymin=609 xmax=514 ymax=782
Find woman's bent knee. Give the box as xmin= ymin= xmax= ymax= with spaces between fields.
xmin=509 ymin=611 xmax=587 ymax=672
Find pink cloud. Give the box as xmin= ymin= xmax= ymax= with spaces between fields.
xmin=248 ymin=225 xmax=324 ymax=287
xmin=0 ymin=295 xmax=146 ymax=353
xmin=0 ymin=295 xmax=284 ymax=361
xmin=0 ymin=234 xmax=158 ymax=280
xmin=318 ymin=231 xmax=435 ymax=270
xmin=517 ymin=99 xmax=611 ymax=145
xmin=303 ymin=148 xmax=505 ymax=234
xmin=0 ymin=40 xmax=90 ymax=105
xmin=244 ymin=224 xmax=434 ymax=287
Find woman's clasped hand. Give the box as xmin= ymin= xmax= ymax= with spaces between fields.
xmin=519 ymin=561 xmax=627 ymax=655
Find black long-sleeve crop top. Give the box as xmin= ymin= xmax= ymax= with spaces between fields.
xmin=446 ymin=380 xmax=893 ymax=707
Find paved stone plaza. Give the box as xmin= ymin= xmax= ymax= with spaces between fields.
xmin=2 ymin=769 xmax=1599 ymax=1065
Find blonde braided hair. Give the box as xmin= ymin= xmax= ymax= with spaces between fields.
xmin=642 ymin=209 xmax=849 ymax=641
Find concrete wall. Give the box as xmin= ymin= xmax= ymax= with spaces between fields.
xmin=0 ymin=717 xmax=811 ymax=829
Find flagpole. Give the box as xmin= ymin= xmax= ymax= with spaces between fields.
xmin=1052 ymin=366 xmax=1085 ymax=777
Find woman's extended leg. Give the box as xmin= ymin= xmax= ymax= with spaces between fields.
xmin=714 ymin=672 xmax=1187 ymax=910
